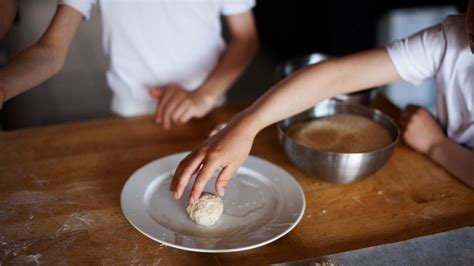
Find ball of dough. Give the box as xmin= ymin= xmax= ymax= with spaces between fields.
xmin=186 ymin=192 xmax=223 ymax=226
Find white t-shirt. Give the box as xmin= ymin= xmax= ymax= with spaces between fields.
xmin=387 ymin=15 xmax=474 ymax=149
xmin=59 ymin=0 xmax=255 ymax=116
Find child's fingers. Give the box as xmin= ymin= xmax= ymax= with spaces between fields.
xmin=157 ymin=88 xmax=177 ymax=128
xmin=171 ymin=160 xmax=202 ymax=193
xmin=179 ymin=106 xmax=196 ymax=124
xmin=215 ymin=164 xmax=238 ymax=197
xmin=148 ymin=88 xmax=162 ymax=98
xmin=189 ymin=160 xmax=221 ymax=204
xmin=172 ymin=101 xmax=191 ymax=125
xmin=150 ymin=88 xmax=163 ymax=123
xmin=162 ymin=94 xmax=186 ymax=129
xmin=171 ymin=151 xmax=206 ymax=199
xmin=155 ymin=103 xmax=161 ymax=123
xmin=156 ymin=90 xmax=172 ymax=123
xmin=400 ymin=105 xmax=419 ymax=127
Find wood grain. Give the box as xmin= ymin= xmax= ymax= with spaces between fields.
xmin=1 ymin=98 xmax=473 ymax=265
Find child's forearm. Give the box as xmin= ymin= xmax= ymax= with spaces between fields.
xmin=0 ymin=5 xmax=82 ymax=106
xmin=195 ymin=11 xmax=258 ymax=102
xmin=0 ymin=43 xmax=65 ymax=102
xmin=195 ymin=36 xmax=257 ymax=101
xmin=429 ymin=137 xmax=474 ymax=188
xmin=241 ymin=48 xmax=401 ymax=134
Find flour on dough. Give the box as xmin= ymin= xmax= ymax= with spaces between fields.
xmin=186 ymin=192 xmax=223 ymax=226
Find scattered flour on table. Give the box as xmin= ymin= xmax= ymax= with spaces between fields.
xmin=0 ymin=236 xmax=34 ymax=261
xmin=9 ymin=254 xmax=42 ymax=265
xmin=55 ymin=212 xmax=95 ymax=234
xmin=0 ymin=190 xmax=56 ymax=222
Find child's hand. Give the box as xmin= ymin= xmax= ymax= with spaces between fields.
xmin=400 ymin=105 xmax=446 ymax=155
xmin=169 ymin=116 xmax=257 ymax=204
xmin=149 ymin=85 xmax=216 ymax=130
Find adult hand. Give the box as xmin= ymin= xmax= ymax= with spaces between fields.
xmin=400 ymin=104 xmax=446 ymax=155
xmin=169 ymin=115 xmax=257 ymax=204
xmin=149 ymin=85 xmax=217 ymax=130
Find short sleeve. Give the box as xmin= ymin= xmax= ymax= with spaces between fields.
xmin=221 ymin=0 xmax=256 ymax=16
xmin=58 ymin=0 xmax=96 ymax=20
xmin=386 ymin=23 xmax=447 ymax=86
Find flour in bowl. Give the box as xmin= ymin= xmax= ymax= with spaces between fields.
xmin=286 ymin=114 xmax=393 ymax=153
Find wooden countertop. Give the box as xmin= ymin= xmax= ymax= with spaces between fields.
xmin=1 ymin=97 xmax=473 ymax=265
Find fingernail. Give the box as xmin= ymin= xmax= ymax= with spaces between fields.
xmin=174 ymin=191 xmax=179 ymax=199
xmin=189 ymin=197 xmax=197 ymax=205
xmin=218 ymin=188 xmax=225 ymax=197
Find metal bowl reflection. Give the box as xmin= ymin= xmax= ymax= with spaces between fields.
xmin=278 ymin=100 xmax=399 ymax=183
xmin=276 ymin=53 xmax=375 ymax=106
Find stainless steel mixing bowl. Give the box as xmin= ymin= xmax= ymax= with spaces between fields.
xmin=276 ymin=53 xmax=375 ymax=105
xmin=278 ymin=100 xmax=399 ymax=183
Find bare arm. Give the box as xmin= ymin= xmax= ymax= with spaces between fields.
xmin=401 ymin=105 xmax=474 ymax=188
xmin=0 ymin=0 xmax=17 ymax=39
xmin=149 ymin=10 xmax=258 ymax=129
xmin=171 ymin=48 xmax=401 ymax=203
xmin=196 ymin=10 xmax=258 ymax=103
xmin=0 ymin=5 xmax=82 ymax=108
xmin=243 ymin=48 xmax=400 ymax=132
xmin=430 ymin=139 xmax=474 ymax=187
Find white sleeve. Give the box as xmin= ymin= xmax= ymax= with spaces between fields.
xmin=221 ymin=0 xmax=256 ymax=16
xmin=58 ymin=0 xmax=96 ymax=20
xmin=386 ymin=23 xmax=447 ymax=86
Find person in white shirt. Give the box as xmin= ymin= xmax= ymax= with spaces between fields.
xmin=389 ymin=14 xmax=473 ymax=149
xmin=0 ymin=0 xmax=258 ymax=129
xmin=171 ymin=2 xmax=474 ymax=204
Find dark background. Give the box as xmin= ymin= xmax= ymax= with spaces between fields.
xmin=254 ymin=0 xmax=467 ymax=57
xmin=0 ymin=0 xmax=467 ymax=130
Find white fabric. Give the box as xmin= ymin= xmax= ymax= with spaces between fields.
xmin=387 ymin=15 xmax=474 ymax=149
xmin=58 ymin=0 xmax=255 ymax=116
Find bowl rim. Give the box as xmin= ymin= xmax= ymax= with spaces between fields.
xmin=277 ymin=102 xmax=400 ymax=156
xmin=276 ymin=53 xmax=333 ymax=80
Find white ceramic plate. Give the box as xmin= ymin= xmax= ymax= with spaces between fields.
xmin=120 ymin=152 xmax=305 ymax=253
